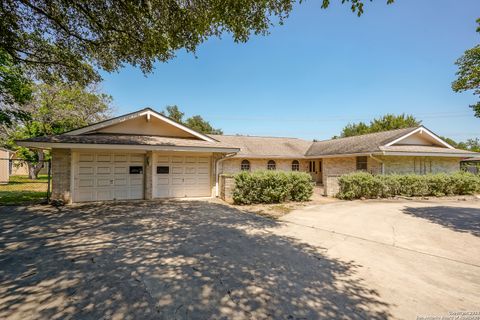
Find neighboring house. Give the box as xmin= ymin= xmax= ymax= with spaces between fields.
xmin=17 ymin=108 xmax=480 ymax=203
xmin=461 ymin=157 xmax=480 ymax=174
xmin=0 ymin=148 xmax=10 ymax=184
xmin=8 ymin=151 xmax=48 ymax=176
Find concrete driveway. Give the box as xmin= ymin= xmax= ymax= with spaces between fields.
xmin=276 ymin=199 xmax=480 ymax=319
xmin=0 ymin=199 xmax=479 ymax=319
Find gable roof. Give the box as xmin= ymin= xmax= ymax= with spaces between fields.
xmin=305 ymin=126 xmax=477 ymax=157
xmin=306 ymin=127 xmax=419 ymax=156
xmin=65 ymin=107 xmax=216 ymax=142
xmin=209 ymin=134 xmax=312 ymax=158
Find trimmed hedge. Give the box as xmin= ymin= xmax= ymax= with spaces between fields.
xmin=337 ymin=171 xmax=480 ymax=200
xmin=232 ymin=170 xmax=314 ymax=204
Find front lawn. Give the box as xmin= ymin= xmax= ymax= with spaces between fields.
xmin=0 ymin=175 xmax=49 ymax=205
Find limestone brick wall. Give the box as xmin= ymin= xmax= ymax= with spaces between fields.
xmin=378 ymin=156 xmax=460 ymax=174
xmin=322 ymin=155 xmax=461 ymax=197
xmin=322 ymin=157 xmax=356 ymax=196
xmin=51 ymin=148 xmax=71 ymax=202
xmin=220 ymin=158 xmax=309 ymax=174
xmin=144 ymin=151 xmax=153 ymax=200
xmin=220 ymin=174 xmax=235 ymax=203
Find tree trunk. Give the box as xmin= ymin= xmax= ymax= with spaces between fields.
xmin=28 ymin=151 xmax=45 ymax=179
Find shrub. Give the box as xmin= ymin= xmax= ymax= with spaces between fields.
xmin=337 ymin=171 xmax=480 ymax=200
xmin=232 ymin=170 xmax=313 ymax=204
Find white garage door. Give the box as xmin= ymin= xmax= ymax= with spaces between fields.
xmin=74 ymin=152 xmax=144 ymax=202
xmin=155 ymin=155 xmax=211 ymax=198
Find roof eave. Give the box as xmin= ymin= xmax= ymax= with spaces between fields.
xmin=380 ymin=151 xmax=477 ymax=157
xmin=16 ymin=141 xmax=240 ymax=153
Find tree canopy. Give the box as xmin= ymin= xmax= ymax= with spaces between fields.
xmin=1 ymin=82 xmax=113 ymax=178
xmin=452 ymin=19 xmax=480 ymax=118
xmin=161 ymin=105 xmax=222 ymax=135
xmin=0 ymin=0 xmax=394 ymax=87
xmin=336 ymin=113 xmax=421 ymax=138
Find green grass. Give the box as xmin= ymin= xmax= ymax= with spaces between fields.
xmin=0 ymin=175 xmax=49 ymax=205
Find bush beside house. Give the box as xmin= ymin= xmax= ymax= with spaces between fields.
xmin=337 ymin=171 xmax=480 ymax=200
xmin=232 ymin=171 xmax=313 ymax=204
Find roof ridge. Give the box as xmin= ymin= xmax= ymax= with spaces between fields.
xmin=209 ymin=134 xmax=309 ymax=140
xmin=311 ymin=126 xmax=420 ymax=144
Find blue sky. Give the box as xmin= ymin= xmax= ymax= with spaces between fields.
xmin=100 ymin=0 xmax=480 ymax=142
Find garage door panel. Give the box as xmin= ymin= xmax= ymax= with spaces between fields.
xmin=130 ymin=177 xmax=143 ymax=186
xmin=77 ymin=190 xmax=95 ymax=202
xmin=78 ymin=178 xmax=94 ymax=187
xmin=97 ymin=154 xmax=112 ymax=162
xmin=79 ymin=167 xmax=94 ymax=175
xmin=197 ymin=167 xmax=209 ymax=174
xmin=79 ymin=154 xmax=94 ymax=162
xmin=172 ymin=178 xmax=183 ymax=185
xmin=114 ymin=166 xmax=127 ymax=174
xmin=157 ymin=177 xmax=169 ymax=185
xmin=157 ymin=156 xmax=169 ymax=163
xmin=114 ymin=178 xmax=127 ymax=186
xmin=185 ymin=166 xmax=196 ymax=174
xmin=172 ymin=156 xmax=183 ymax=163
xmin=96 ymin=190 xmax=113 ymax=201
xmin=171 ymin=166 xmax=183 ymax=174
xmin=114 ymin=154 xmax=128 ymax=162
xmin=130 ymin=154 xmax=145 ymax=163
xmin=97 ymin=166 xmax=111 ymax=174
xmin=97 ymin=178 xmax=111 ymax=187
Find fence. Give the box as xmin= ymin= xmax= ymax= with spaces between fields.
xmin=0 ymin=158 xmax=52 ymax=205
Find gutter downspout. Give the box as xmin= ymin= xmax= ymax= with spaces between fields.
xmin=369 ymin=154 xmax=385 ymax=175
xmin=215 ymin=153 xmax=237 ymax=197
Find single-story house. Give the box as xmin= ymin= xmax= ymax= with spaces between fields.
xmin=17 ymin=107 xmax=480 ymax=203
xmin=0 ymin=148 xmax=10 ymax=184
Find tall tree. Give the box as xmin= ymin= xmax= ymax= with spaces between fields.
xmin=161 ymin=105 xmax=222 ymax=135
xmin=441 ymin=136 xmax=480 ymax=152
xmin=452 ymin=19 xmax=480 ymax=118
xmin=337 ymin=114 xmax=421 ymax=138
xmin=0 ymin=0 xmax=394 ymax=88
xmin=162 ymin=105 xmax=184 ymax=123
xmin=1 ymin=82 xmax=113 ymax=178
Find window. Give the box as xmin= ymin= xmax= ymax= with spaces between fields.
xmin=267 ymin=160 xmax=276 ymax=170
xmin=292 ymin=160 xmax=300 ymax=171
xmin=356 ymin=156 xmax=368 ymax=171
xmin=309 ymin=161 xmax=316 ymax=173
xmin=129 ymin=166 xmax=143 ymax=174
xmin=240 ymin=159 xmax=250 ymax=171
xmin=157 ymin=166 xmax=169 ymax=174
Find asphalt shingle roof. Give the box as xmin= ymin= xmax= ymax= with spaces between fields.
xmin=208 ymin=134 xmax=312 ymax=158
xmin=22 ymin=134 xmax=239 ymax=150
xmin=305 ymin=127 xmax=420 ymax=156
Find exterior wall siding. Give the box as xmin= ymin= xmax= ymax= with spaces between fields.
xmin=221 ymin=158 xmax=309 ymax=174
xmin=379 ymin=156 xmax=460 ymax=174
xmin=145 ymin=151 xmax=153 ymax=200
xmin=220 ymin=174 xmax=235 ymax=203
xmin=323 ymin=155 xmax=462 ymax=197
xmin=51 ymin=148 xmax=72 ymax=203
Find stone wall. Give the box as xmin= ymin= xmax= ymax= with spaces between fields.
xmin=51 ymin=148 xmax=71 ymax=203
xmin=144 ymin=151 xmax=153 ymax=200
xmin=322 ymin=155 xmax=462 ymax=197
xmin=379 ymin=156 xmax=460 ymax=174
xmin=219 ymin=174 xmax=235 ymax=203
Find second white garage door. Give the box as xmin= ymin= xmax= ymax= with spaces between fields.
xmin=155 ymin=155 xmax=211 ymax=198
